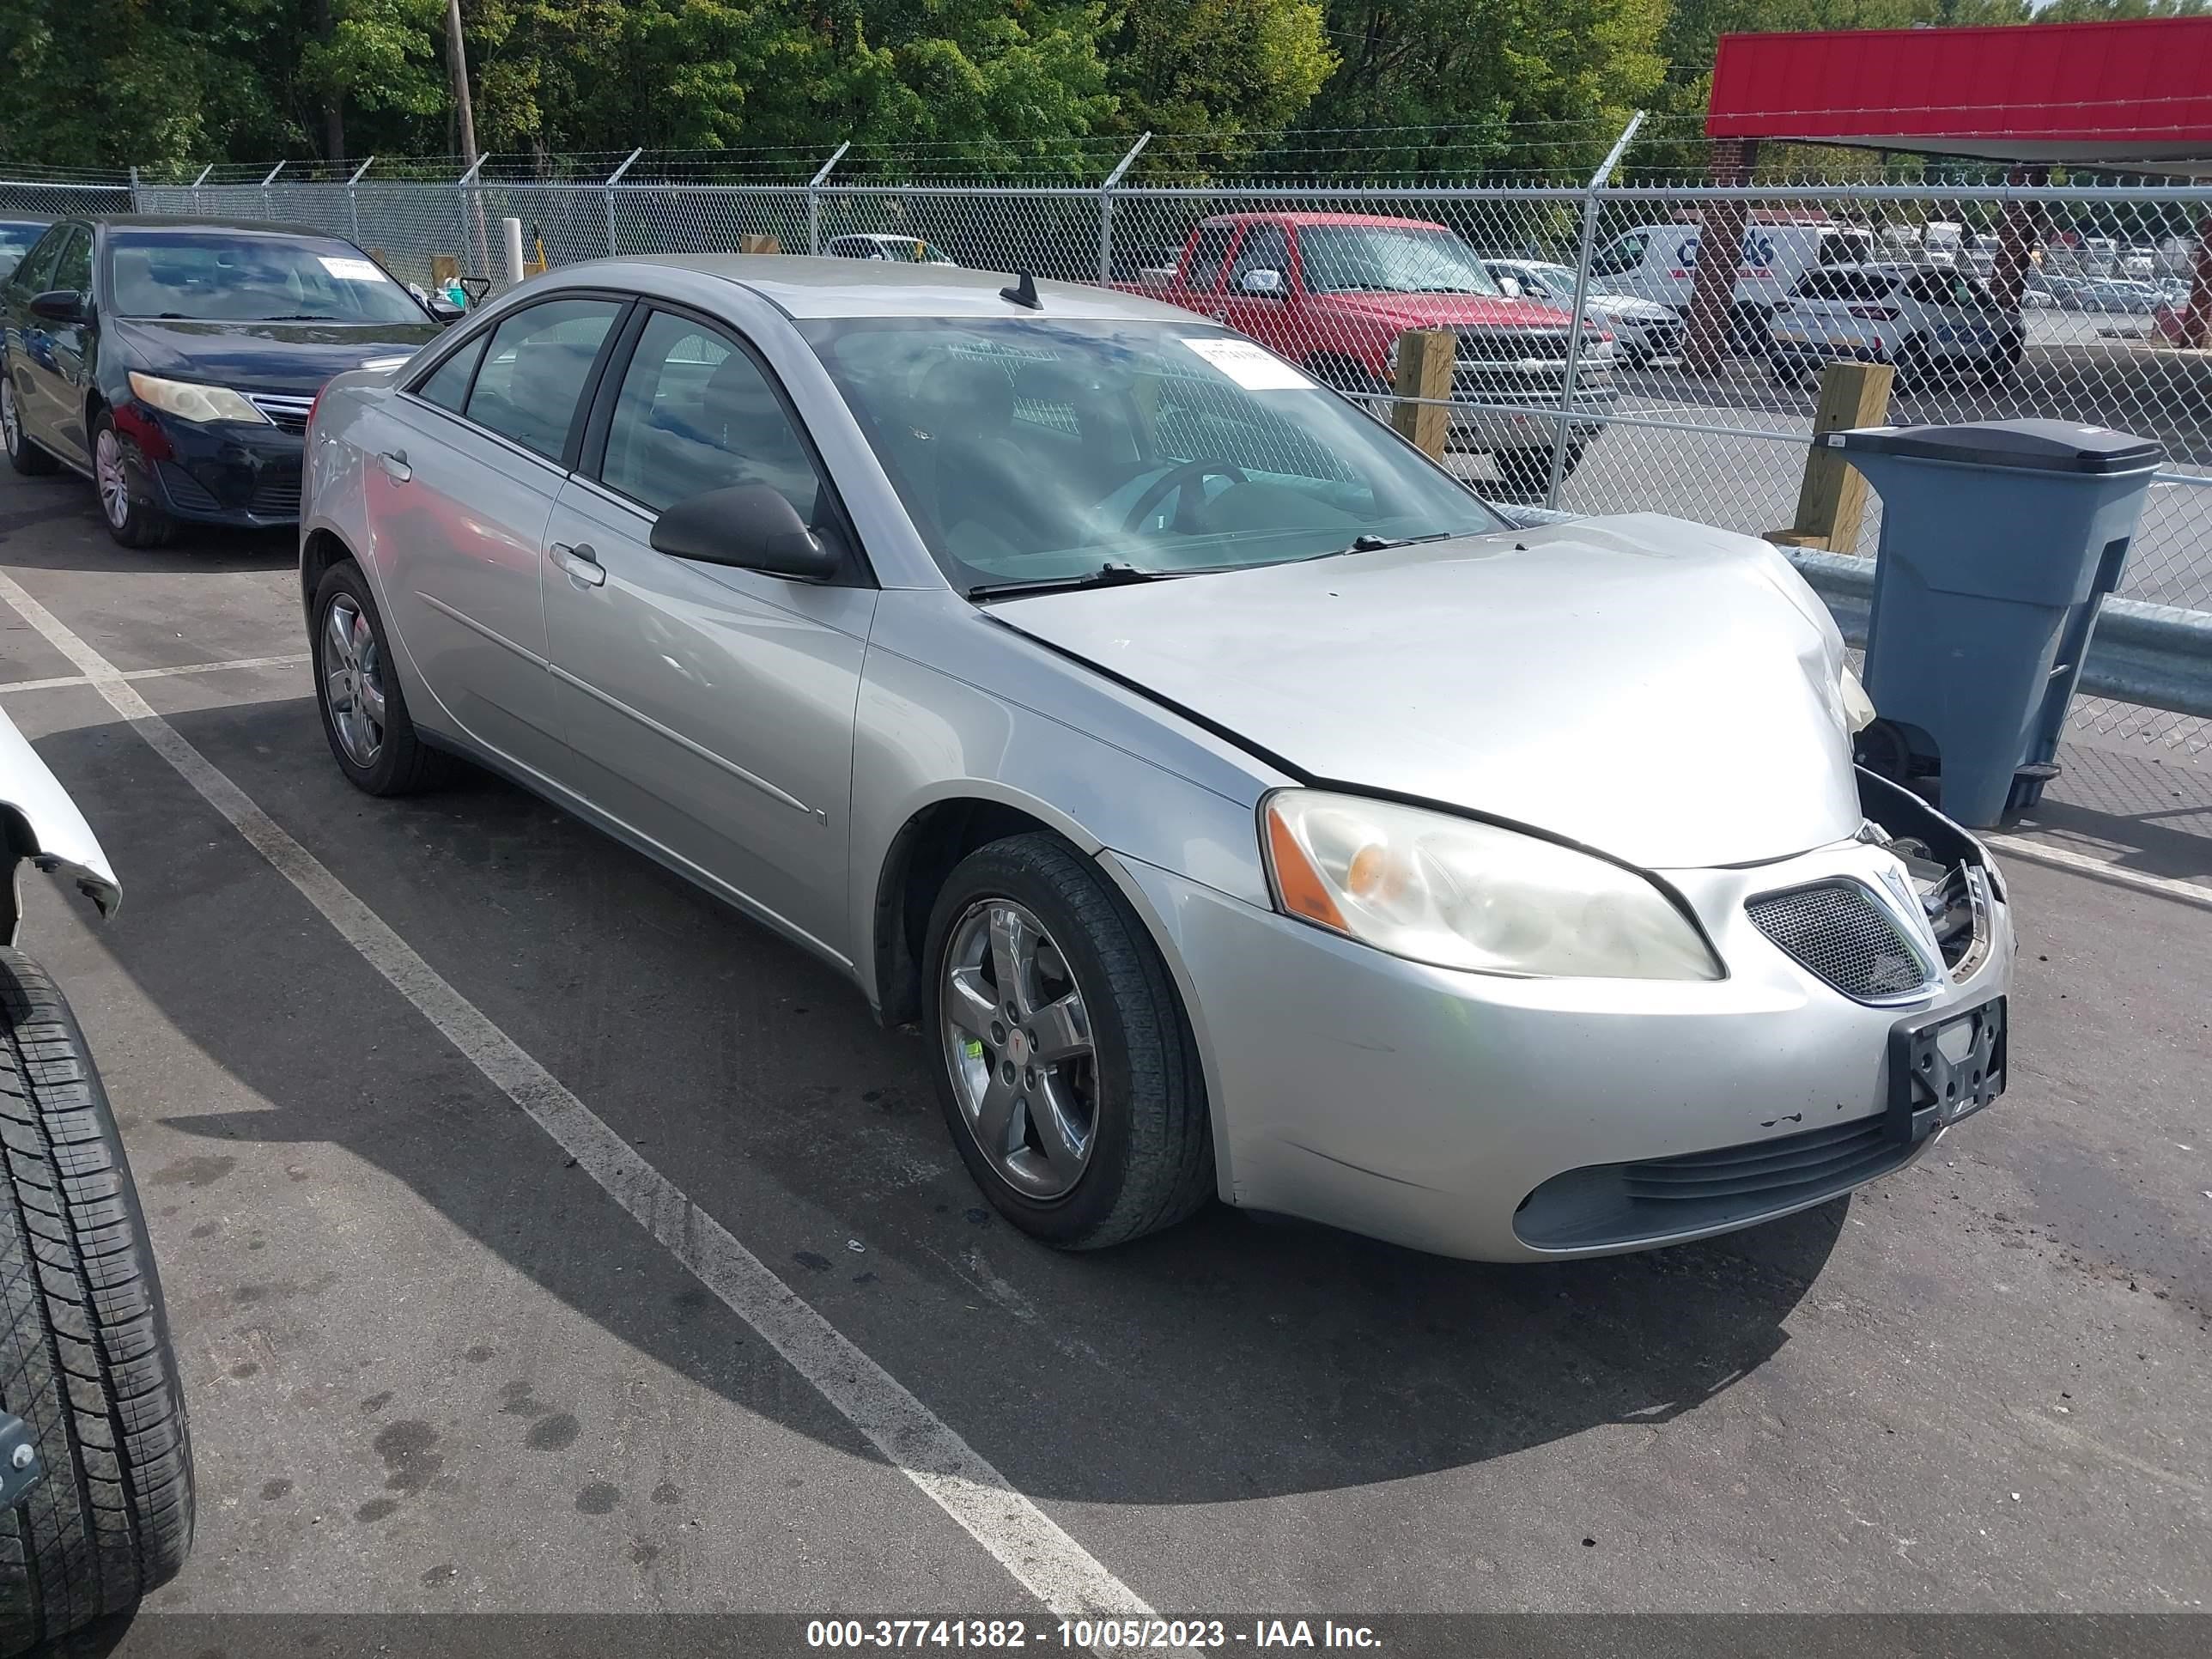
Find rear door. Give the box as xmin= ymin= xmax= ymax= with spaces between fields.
xmin=368 ymin=292 xmax=628 ymax=781
xmin=2 ymin=223 xmax=73 ymax=453
xmin=538 ymin=304 xmax=875 ymax=961
xmin=21 ymin=225 xmax=92 ymax=462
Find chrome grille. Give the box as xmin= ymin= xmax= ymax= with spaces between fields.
xmin=1747 ymin=881 xmax=1929 ymax=1000
xmin=246 ymin=392 xmax=315 ymax=432
xmin=1455 ymin=328 xmax=1571 ymax=363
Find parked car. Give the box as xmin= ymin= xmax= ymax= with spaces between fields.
xmin=0 ymin=219 xmax=50 ymax=282
xmin=0 ymin=708 xmax=194 ymax=1653
xmin=2075 ymin=277 xmax=2161 ymax=314
xmin=1587 ymin=218 xmax=1878 ymax=351
xmin=0 ymin=216 xmax=449 ymax=547
xmin=1124 ymin=213 xmax=1614 ymax=491
xmin=299 ymin=258 xmax=2014 ymax=1263
xmin=1768 ymin=263 xmax=2023 ymax=387
xmin=824 ymin=234 xmax=957 ymax=266
xmin=1480 ymin=257 xmax=1681 ymax=364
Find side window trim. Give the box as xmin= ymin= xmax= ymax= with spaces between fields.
xmin=575 ymin=298 xmax=875 ymax=589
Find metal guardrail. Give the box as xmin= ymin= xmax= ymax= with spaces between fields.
xmin=1785 ymin=546 xmax=2212 ymax=721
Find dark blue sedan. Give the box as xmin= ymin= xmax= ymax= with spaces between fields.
xmin=1 ymin=216 xmax=448 ymax=547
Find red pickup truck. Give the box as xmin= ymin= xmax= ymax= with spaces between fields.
xmin=1125 ymin=212 xmax=1615 ymax=489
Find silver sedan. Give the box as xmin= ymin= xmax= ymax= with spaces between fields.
xmin=299 ymin=257 xmax=2014 ymax=1261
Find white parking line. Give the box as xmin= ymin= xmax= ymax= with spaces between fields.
xmin=0 ymin=651 xmax=312 ymax=696
xmin=1986 ymin=832 xmax=2212 ymax=913
xmin=0 ymin=568 xmax=1157 ymax=1627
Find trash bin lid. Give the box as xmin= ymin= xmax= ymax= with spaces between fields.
xmin=1831 ymin=418 xmax=2163 ymax=475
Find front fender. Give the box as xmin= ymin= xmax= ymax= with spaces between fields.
xmin=1 ymin=708 xmax=118 ymax=939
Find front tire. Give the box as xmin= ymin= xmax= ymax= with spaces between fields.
xmin=90 ymin=413 xmax=173 ymax=550
xmin=1494 ymin=443 xmax=1582 ymax=495
xmin=1 ymin=380 xmax=57 ymax=477
xmin=0 ymin=947 xmax=193 ymax=1656
xmin=922 ymin=834 xmax=1212 ymax=1249
xmin=310 ymin=560 xmax=455 ymax=796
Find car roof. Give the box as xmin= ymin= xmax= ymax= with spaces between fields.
xmin=83 ymin=214 xmax=354 ymax=240
xmin=613 ymin=253 xmax=1204 ymax=322
xmin=1198 ymin=212 xmax=1450 ymax=232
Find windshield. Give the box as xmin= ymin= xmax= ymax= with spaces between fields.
xmin=106 ymin=230 xmax=431 ymax=324
xmin=1298 ymin=227 xmax=1505 ymax=296
xmin=801 ymin=317 xmax=1503 ymax=590
xmin=1508 ymin=264 xmax=1577 ymax=300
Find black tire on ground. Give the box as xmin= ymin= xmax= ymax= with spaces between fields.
xmin=1493 ymin=443 xmax=1582 ymax=495
xmin=90 ymin=410 xmax=173 ymax=551
xmin=1 ymin=381 xmax=57 ymax=477
xmin=0 ymin=947 xmax=192 ymax=1656
xmin=310 ymin=558 xmax=458 ymax=797
xmin=1767 ymin=357 xmax=1809 ymax=389
xmin=1892 ymin=336 xmax=1933 ymax=392
xmin=921 ymin=833 xmax=1214 ymax=1250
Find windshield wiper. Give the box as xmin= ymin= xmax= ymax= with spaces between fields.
xmin=1336 ymin=531 xmax=1456 ymax=556
xmin=968 ymin=561 xmax=1173 ymax=601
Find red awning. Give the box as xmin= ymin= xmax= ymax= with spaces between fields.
xmin=1707 ymin=18 xmax=2212 ymax=174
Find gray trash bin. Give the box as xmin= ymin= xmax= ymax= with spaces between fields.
xmin=1833 ymin=418 xmax=2163 ymax=828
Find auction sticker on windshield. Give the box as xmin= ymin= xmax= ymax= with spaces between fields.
xmin=1182 ymin=337 xmax=1314 ymax=391
xmin=319 ymin=256 xmax=389 ymax=282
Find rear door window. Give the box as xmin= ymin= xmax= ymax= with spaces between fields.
xmin=8 ymin=224 xmax=71 ymax=296
xmin=1182 ymin=225 xmax=1237 ymax=294
xmin=463 ymin=296 xmax=624 ymax=463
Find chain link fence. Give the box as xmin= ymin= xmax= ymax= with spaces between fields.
xmin=21 ymin=139 xmax=2212 ymax=752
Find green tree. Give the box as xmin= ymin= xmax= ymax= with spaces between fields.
xmin=1109 ymin=0 xmax=1337 ymax=163
xmin=1301 ymin=0 xmax=1668 ymax=175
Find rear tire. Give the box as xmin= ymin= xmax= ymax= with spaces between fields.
xmin=90 ymin=413 xmax=173 ymax=550
xmin=922 ymin=834 xmax=1213 ymax=1250
xmin=1 ymin=380 xmax=57 ymax=478
xmin=310 ymin=560 xmax=457 ymax=797
xmin=0 ymin=947 xmax=193 ymax=1656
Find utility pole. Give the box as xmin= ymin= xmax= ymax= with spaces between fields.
xmin=444 ymin=0 xmax=479 ymax=171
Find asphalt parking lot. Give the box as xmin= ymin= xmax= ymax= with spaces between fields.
xmin=2 ymin=463 xmax=2209 ymax=1651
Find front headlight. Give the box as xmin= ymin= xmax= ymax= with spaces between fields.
xmin=128 ymin=372 xmax=270 ymax=426
xmin=1840 ymin=661 xmax=1877 ymax=733
xmin=1261 ymin=790 xmax=1722 ymax=980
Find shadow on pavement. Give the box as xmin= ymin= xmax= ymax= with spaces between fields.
xmin=36 ymin=696 xmax=1841 ymax=1508
xmin=0 ymin=480 xmax=295 ymax=576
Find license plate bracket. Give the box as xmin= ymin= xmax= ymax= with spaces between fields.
xmin=1887 ymin=996 xmax=2007 ymax=1146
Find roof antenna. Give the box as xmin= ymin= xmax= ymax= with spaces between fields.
xmin=999 ymin=270 xmax=1042 ymax=310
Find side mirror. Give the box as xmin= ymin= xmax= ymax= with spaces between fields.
xmin=29 ymin=289 xmax=85 ymax=325
xmin=650 ymin=484 xmax=841 ymax=580
xmin=1497 ymin=276 xmax=1523 ymax=299
xmin=1238 ymin=268 xmax=1285 ymax=297
xmin=425 ymin=295 xmax=466 ymax=326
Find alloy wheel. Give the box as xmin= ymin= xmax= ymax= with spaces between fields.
xmin=1 ymin=381 xmax=18 ymax=456
xmin=321 ymin=594 xmax=387 ymax=768
xmin=94 ymin=428 xmax=129 ymax=527
xmin=939 ymin=898 xmax=1098 ymax=1200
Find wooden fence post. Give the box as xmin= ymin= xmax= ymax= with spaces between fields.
xmin=1389 ymin=329 xmax=1455 ymax=459
xmin=1765 ymin=361 xmax=1895 ymax=552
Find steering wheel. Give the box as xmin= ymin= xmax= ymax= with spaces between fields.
xmin=1121 ymin=459 xmax=1249 ymax=535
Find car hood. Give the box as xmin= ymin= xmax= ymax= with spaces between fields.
xmin=1592 ymin=294 xmax=1676 ymax=320
xmin=1311 ymin=291 xmax=1577 ymax=331
xmin=994 ymin=514 xmax=1863 ymax=871
xmin=107 ymin=317 xmax=441 ymax=397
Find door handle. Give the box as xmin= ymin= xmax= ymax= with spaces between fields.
xmin=378 ymin=449 xmax=410 ymax=483
xmin=551 ymin=541 xmax=605 ymax=587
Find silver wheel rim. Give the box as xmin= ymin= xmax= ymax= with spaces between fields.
xmin=1 ymin=381 xmax=17 ymax=455
xmin=939 ymin=898 xmax=1097 ymax=1200
xmin=321 ymin=594 xmax=386 ymax=768
xmin=94 ymin=428 xmax=128 ymax=527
